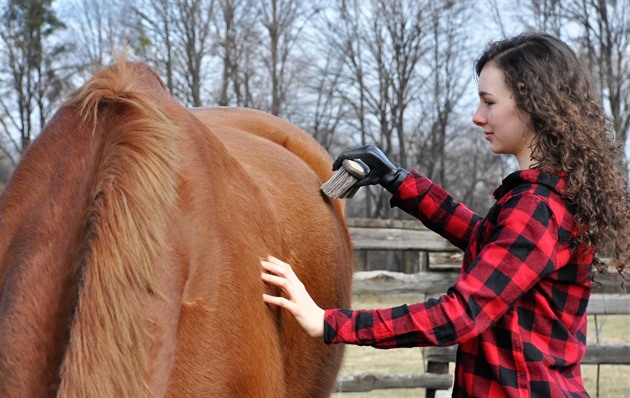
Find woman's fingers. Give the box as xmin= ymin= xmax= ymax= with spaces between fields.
xmin=261 ymin=256 xmax=294 ymax=277
xmin=260 ymin=257 xmax=297 ymax=299
xmin=262 ymin=293 xmax=291 ymax=309
xmin=261 ymin=256 xmax=303 ymax=292
xmin=260 ymin=271 xmax=291 ymax=295
xmin=260 ymin=255 xmax=325 ymax=338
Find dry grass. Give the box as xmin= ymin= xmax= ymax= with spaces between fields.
xmin=332 ymin=293 xmax=630 ymax=398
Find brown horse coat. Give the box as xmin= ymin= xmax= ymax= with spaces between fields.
xmin=0 ymin=61 xmax=353 ymax=397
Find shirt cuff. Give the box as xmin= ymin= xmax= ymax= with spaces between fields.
xmin=389 ymin=168 xmax=432 ymax=208
xmin=323 ymin=308 xmax=354 ymax=344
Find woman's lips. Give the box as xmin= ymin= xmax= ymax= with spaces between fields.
xmin=484 ymin=131 xmax=494 ymax=140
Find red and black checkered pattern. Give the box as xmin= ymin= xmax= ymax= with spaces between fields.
xmin=324 ymin=169 xmax=593 ymax=397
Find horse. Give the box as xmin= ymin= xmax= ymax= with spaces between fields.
xmin=0 ymin=61 xmax=354 ymax=397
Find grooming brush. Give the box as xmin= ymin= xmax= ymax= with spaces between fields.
xmin=320 ymin=159 xmax=368 ymax=199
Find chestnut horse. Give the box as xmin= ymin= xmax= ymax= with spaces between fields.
xmin=0 ymin=61 xmax=353 ymax=397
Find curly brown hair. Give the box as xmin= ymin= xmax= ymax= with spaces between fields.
xmin=475 ymin=32 xmax=630 ymax=279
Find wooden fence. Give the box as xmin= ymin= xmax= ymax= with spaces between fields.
xmin=335 ymin=218 xmax=630 ymax=395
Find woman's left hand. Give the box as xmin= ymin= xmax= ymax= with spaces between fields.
xmin=261 ymin=256 xmax=325 ymax=338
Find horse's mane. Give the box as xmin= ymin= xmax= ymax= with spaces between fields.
xmin=56 ymin=61 xmax=180 ymax=397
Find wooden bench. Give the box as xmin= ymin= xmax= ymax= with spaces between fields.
xmin=338 ymin=218 xmax=630 ymax=394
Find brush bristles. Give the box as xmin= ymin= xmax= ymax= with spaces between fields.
xmin=321 ymin=159 xmax=367 ymax=199
xmin=321 ymin=168 xmax=361 ymax=199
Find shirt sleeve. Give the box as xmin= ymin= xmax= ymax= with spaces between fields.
xmin=325 ymin=193 xmax=561 ymax=348
xmin=390 ymin=169 xmax=482 ymax=251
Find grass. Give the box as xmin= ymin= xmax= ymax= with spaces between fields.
xmin=332 ymin=293 xmax=630 ymax=398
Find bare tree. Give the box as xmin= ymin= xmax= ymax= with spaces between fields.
xmin=520 ymin=0 xmax=630 ymax=173
xmin=317 ymin=0 xmax=482 ymax=219
xmin=0 ymin=0 xmax=68 ymax=166
xmin=136 ymin=0 xmax=272 ymax=109
xmin=488 ymin=0 xmax=509 ymax=38
xmin=380 ymin=0 xmax=429 ymax=169
xmin=318 ymin=0 xmax=433 ymax=217
xmin=212 ymin=0 xmax=260 ymax=107
xmin=516 ymin=0 xmax=565 ymax=36
xmin=136 ymin=0 xmax=216 ymax=106
xmin=413 ymin=1 xmax=473 ymax=188
xmin=172 ymin=0 xmax=216 ymax=106
xmin=62 ymin=0 xmax=139 ymax=71
xmin=133 ymin=0 xmax=178 ymax=93
xmin=259 ymin=0 xmax=306 ymax=116
xmin=307 ymin=52 xmax=347 ymax=151
xmin=321 ymin=0 xmax=369 ymax=147
xmin=317 ymin=0 xmax=373 ymax=216
xmin=570 ymin=0 xmax=630 ymax=168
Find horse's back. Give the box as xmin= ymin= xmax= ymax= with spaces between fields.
xmin=191 ymin=106 xmax=346 ymax=225
xmin=190 ymin=107 xmax=333 ymax=177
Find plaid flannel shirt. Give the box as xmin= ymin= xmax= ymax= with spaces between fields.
xmin=324 ymin=169 xmax=593 ymax=397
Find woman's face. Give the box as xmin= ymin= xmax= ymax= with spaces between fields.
xmin=473 ymin=62 xmax=535 ymax=169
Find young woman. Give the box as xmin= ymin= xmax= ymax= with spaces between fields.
xmin=261 ymin=33 xmax=630 ymax=397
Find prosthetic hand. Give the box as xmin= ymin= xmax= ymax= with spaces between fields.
xmin=332 ymin=145 xmax=409 ymax=194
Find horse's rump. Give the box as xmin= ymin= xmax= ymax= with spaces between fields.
xmin=0 ymin=61 xmax=353 ymax=397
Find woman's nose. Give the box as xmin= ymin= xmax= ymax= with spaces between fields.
xmin=472 ymin=107 xmax=486 ymax=126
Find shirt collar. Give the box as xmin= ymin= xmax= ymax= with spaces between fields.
xmin=493 ymin=168 xmax=566 ymax=200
